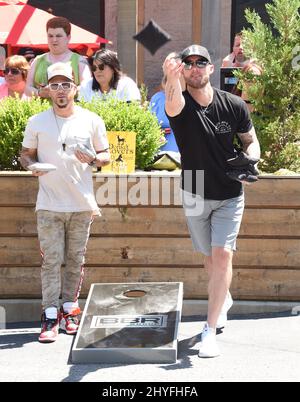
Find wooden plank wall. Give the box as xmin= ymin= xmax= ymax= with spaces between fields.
xmin=0 ymin=172 xmax=300 ymax=301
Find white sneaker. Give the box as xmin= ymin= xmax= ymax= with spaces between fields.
xmin=198 ymin=323 xmax=220 ymax=358
xmin=216 ymin=292 xmax=233 ymax=329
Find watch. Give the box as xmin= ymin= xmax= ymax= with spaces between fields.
xmin=88 ymin=157 xmax=97 ymax=166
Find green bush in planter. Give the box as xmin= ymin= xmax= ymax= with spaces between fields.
xmin=78 ymin=97 xmax=164 ymax=170
xmin=0 ymin=97 xmax=50 ymax=170
xmin=0 ymin=97 xmax=164 ymax=171
xmin=236 ymin=0 xmax=300 ymax=173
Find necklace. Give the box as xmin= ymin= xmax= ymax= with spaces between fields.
xmin=199 ymin=94 xmax=213 ymax=115
xmin=198 ymin=101 xmax=217 ymax=130
xmin=200 ymin=105 xmax=209 ymax=115
xmin=53 ymin=108 xmax=68 ymax=151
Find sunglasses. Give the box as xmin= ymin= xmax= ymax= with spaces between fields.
xmin=92 ymin=64 xmax=106 ymax=72
xmin=48 ymin=82 xmax=74 ymax=91
xmin=4 ymin=67 xmax=22 ymax=75
xmin=183 ymin=60 xmax=210 ymax=70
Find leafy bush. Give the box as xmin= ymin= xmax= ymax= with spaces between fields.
xmin=236 ymin=0 xmax=300 ymax=173
xmin=0 ymin=97 xmax=50 ymax=170
xmin=0 ymin=96 xmax=164 ymax=171
xmin=78 ymin=97 xmax=164 ymax=170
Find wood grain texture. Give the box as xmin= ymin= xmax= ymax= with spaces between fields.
xmin=1 ymin=266 xmax=299 ymax=301
xmin=0 ymin=174 xmax=299 ymax=300
xmin=1 ymin=207 xmax=300 ymax=237
xmin=1 ymin=236 xmax=299 ymax=268
xmin=1 ymin=174 xmax=300 ymax=207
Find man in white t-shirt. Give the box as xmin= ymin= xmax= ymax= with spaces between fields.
xmin=20 ymin=62 xmax=110 ymax=343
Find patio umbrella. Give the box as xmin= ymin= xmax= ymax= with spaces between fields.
xmin=0 ymin=1 xmax=109 ymax=49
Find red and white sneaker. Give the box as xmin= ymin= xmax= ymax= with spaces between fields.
xmin=39 ymin=312 xmax=59 ymax=343
xmin=60 ymin=307 xmax=81 ymax=335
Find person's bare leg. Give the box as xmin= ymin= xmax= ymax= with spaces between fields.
xmin=205 ymin=247 xmax=233 ymax=329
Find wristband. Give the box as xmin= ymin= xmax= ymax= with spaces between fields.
xmin=88 ymin=157 xmax=97 ymax=167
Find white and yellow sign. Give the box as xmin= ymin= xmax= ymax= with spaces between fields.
xmin=102 ymin=131 xmax=136 ymax=174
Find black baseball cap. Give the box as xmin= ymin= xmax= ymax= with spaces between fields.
xmin=180 ymin=45 xmax=211 ymax=63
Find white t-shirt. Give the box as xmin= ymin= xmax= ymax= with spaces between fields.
xmin=22 ymin=106 xmax=109 ymax=214
xmin=79 ymin=75 xmax=141 ymax=102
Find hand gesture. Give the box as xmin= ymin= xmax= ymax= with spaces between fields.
xmin=163 ymin=58 xmax=184 ymax=83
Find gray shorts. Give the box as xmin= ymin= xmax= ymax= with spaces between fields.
xmin=182 ymin=190 xmax=245 ymax=256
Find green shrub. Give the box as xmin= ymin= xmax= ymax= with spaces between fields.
xmin=78 ymin=97 xmax=164 ymax=170
xmin=0 ymin=97 xmax=50 ymax=170
xmin=236 ymin=0 xmax=300 ymax=173
xmin=0 ymin=96 xmax=164 ymax=171
xmin=263 ymin=142 xmax=300 ymax=173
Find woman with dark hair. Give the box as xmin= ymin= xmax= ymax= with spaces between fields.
xmin=0 ymin=55 xmax=30 ymax=100
xmin=79 ymin=49 xmax=141 ymax=102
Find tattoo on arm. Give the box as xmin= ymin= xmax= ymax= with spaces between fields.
xmin=237 ymin=128 xmax=261 ymax=158
xmin=167 ymin=86 xmax=175 ymax=102
xmin=237 ymin=130 xmax=256 ymax=148
xmin=19 ymin=147 xmax=38 ymax=170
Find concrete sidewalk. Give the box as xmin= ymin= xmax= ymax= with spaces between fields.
xmin=0 ymin=312 xmax=299 ymax=382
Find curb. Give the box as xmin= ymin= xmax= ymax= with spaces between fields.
xmin=1 ymin=299 xmax=299 ymax=324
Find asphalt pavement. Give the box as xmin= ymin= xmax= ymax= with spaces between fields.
xmin=0 ymin=311 xmax=299 ymax=382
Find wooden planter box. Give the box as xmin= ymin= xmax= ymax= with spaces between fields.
xmin=0 ymin=171 xmax=300 ymax=301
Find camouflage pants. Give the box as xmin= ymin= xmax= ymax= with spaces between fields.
xmin=36 ymin=210 xmax=93 ymax=310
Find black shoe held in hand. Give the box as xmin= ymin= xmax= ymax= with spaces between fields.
xmin=226 ymin=152 xmax=259 ymax=183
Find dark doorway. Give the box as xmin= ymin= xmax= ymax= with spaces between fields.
xmin=27 ymin=0 xmax=105 ymax=37
xmin=231 ymin=0 xmax=270 ymax=45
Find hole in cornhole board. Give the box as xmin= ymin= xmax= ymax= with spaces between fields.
xmin=123 ymin=290 xmax=147 ymax=298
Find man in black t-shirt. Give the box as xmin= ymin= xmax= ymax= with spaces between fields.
xmin=165 ymin=44 xmax=260 ymax=358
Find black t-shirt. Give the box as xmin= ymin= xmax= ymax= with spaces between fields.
xmin=167 ymin=88 xmax=253 ymax=200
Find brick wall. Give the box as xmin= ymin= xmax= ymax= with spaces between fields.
xmin=144 ymin=0 xmax=193 ymax=97
xmin=104 ymin=0 xmax=233 ymax=97
xmin=105 ymin=0 xmax=118 ymax=50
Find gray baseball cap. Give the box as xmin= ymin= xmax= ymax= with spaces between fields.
xmin=180 ymin=45 xmax=211 ymax=63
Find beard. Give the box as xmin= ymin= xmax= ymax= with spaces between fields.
xmin=55 ymin=97 xmax=69 ymax=108
xmin=185 ymin=74 xmax=209 ymax=89
xmin=235 ymin=53 xmax=245 ymax=63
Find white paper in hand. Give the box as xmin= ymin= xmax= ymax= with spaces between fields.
xmin=75 ymin=143 xmax=96 ymax=159
xmin=27 ymin=162 xmax=57 ymax=172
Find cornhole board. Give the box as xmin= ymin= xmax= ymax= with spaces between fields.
xmin=72 ymin=282 xmax=183 ymax=364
